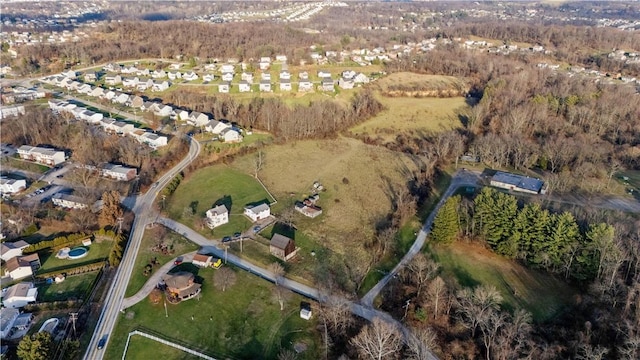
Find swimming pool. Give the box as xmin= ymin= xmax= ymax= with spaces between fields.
xmin=68 ymin=247 xmax=88 ymax=260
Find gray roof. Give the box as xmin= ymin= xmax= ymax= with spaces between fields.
xmin=247 ymin=203 xmax=269 ymax=214
xmin=4 ymin=282 xmax=35 ymax=299
xmin=208 ymin=204 xmax=228 ymax=215
xmin=270 ymin=233 xmax=292 ymax=250
xmin=0 ymin=308 xmax=19 ymax=332
xmin=492 ymin=172 xmax=544 ymax=193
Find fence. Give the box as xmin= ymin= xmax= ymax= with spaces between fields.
xmin=122 ymin=329 xmax=218 ymax=360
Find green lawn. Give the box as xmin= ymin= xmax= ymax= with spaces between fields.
xmin=36 ymin=240 xmax=113 ymax=274
xmin=37 ymin=271 xmax=99 ymax=302
xmin=125 ymin=227 xmax=200 ymax=298
xmin=427 ymin=242 xmax=577 ymax=322
xmin=121 ymin=336 xmax=200 ymax=360
xmin=166 ymin=165 xmax=272 ymax=237
xmin=0 ymin=157 xmax=50 ymax=174
xmin=106 ymin=267 xmax=321 ymax=360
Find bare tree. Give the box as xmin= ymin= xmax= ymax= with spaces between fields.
xmin=351 ymin=318 xmax=402 ymax=360
xmin=268 ymin=262 xmax=285 ymax=285
xmin=213 ymin=267 xmax=236 ymax=292
xmin=427 ymin=277 xmax=447 ymax=319
xmin=254 ymin=150 xmax=266 ymax=178
xmin=406 ymin=327 xmax=439 ymax=360
xmin=405 ymin=253 xmax=439 ymax=299
xmin=457 ymin=285 xmax=503 ymax=337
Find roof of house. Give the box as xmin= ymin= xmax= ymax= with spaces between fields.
xmin=5 ymin=253 xmax=39 ymax=273
xmin=491 ymin=171 xmax=544 ymax=193
xmin=0 ymin=240 xmax=29 ymax=255
xmin=0 ymin=308 xmax=19 ymax=332
xmin=207 ymin=204 xmax=228 ymax=216
xmin=270 ymin=234 xmax=293 ymax=250
xmin=4 ymin=282 xmax=36 ymax=299
xmin=163 ymin=271 xmax=195 ymax=290
xmin=193 ymin=254 xmax=212 ymax=263
xmin=247 ymin=203 xmax=269 ymax=214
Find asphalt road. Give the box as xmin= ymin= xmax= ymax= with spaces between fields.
xmin=83 ymin=137 xmax=200 ymax=360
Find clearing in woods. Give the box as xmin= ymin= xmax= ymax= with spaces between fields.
xmin=428 ymin=241 xmax=577 ymax=322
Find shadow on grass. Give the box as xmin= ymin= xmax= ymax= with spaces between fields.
xmin=213 ymin=195 xmax=233 ymax=213
xmin=270 ymin=222 xmax=295 ymax=240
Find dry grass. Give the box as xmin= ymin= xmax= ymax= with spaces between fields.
xmin=429 ymin=241 xmax=577 ymax=321
xmin=230 ymin=137 xmax=423 ymax=254
xmin=372 ymin=72 xmax=467 ymax=94
xmin=349 ymin=96 xmax=468 ymax=141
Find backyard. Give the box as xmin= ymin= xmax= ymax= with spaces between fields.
xmin=125 ymin=226 xmax=200 ymax=298
xmin=37 ymin=271 xmax=100 ymax=302
xmin=36 ymin=240 xmax=112 ymax=274
xmin=165 ymin=165 xmax=273 ymax=238
xmin=106 ymin=267 xmax=321 ymax=359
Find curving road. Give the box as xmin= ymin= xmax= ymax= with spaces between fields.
xmin=83 ymin=137 xmax=200 ymax=360
xmin=362 ymin=169 xmax=482 ymax=307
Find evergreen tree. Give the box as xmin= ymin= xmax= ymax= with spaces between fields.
xmin=573 ymin=223 xmax=615 ymax=282
xmin=17 ymin=332 xmax=53 ymax=360
xmin=430 ymin=195 xmax=461 ymax=244
xmin=99 ymin=190 xmax=124 ymax=229
xmin=547 ymin=212 xmax=581 ymax=273
xmin=473 ymin=188 xmax=518 ymax=250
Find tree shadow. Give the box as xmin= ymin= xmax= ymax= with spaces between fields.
xmin=452 ymin=266 xmax=481 ymax=288
xmin=213 ymin=195 xmax=233 ymax=212
xmin=189 ymin=201 xmax=199 ymax=215
xmin=245 ymin=198 xmax=271 ymax=208
xmin=271 ymin=222 xmax=295 ymax=240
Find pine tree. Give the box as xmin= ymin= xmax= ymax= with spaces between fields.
xmin=547 ymin=212 xmax=580 ymax=273
xmin=474 ymin=188 xmax=518 ymax=250
xmin=17 ymin=332 xmax=53 ymax=360
xmin=430 ymin=195 xmax=461 ymax=244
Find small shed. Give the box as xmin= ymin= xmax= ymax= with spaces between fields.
xmin=270 ymin=234 xmax=297 ymax=262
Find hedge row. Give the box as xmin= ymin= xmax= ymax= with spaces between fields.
xmin=23 ymin=232 xmax=91 ymax=254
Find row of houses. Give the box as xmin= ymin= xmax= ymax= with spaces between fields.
xmin=47 ymin=100 xmax=168 ymax=148
xmin=0 ymin=104 xmax=26 ymax=119
xmin=205 ymin=202 xmax=271 ymax=229
xmin=17 ymin=145 xmax=66 ymax=166
xmin=0 ymin=177 xmax=27 ymax=194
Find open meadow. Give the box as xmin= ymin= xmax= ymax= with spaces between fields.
xmin=427 ymin=242 xmax=577 ymax=322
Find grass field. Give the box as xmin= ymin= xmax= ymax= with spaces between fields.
xmin=37 ymin=271 xmax=99 ymax=302
xmin=0 ymin=157 xmax=50 ymax=174
xmin=349 ymin=96 xmax=469 ymax=142
xmin=106 ymin=267 xmax=320 ymax=360
xmin=230 ymin=137 xmax=423 ymax=254
xmin=372 ymin=72 xmax=468 ymax=94
xmin=125 ymin=227 xmax=200 ymax=298
xmin=36 ymin=240 xmax=112 ymax=274
xmin=166 ymin=165 xmax=272 ymax=237
xmin=427 ymin=242 xmax=577 ymax=322
xmin=121 ymin=336 xmax=200 ymax=360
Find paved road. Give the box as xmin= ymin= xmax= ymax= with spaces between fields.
xmin=361 ymin=169 xmax=482 ymax=307
xmin=60 ymin=93 xmax=146 ymax=124
xmin=83 ymin=137 xmax=200 ymax=360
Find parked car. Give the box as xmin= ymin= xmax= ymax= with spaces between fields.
xmin=253 ymin=226 xmax=261 ymax=233
xmin=222 ymin=236 xmax=232 ymax=243
xmin=233 ymin=232 xmax=242 ymax=238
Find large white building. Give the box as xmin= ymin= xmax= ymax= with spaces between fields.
xmin=205 ymin=204 xmax=229 ymax=229
xmin=52 ymin=193 xmax=89 ymax=209
xmin=0 ymin=240 xmax=29 ymax=262
xmin=0 ymin=177 xmax=26 ymax=194
xmin=17 ymin=145 xmax=66 ymax=166
xmin=0 ymin=105 xmax=25 ymax=119
xmin=490 ymin=171 xmax=546 ymax=195
xmin=4 ymin=253 xmax=40 ymax=280
xmin=101 ymin=163 xmax=137 ymax=181
xmin=1 ymin=282 xmax=38 ymax=309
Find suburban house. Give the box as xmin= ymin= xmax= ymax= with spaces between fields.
xmin=113 ymin=121 xmax=135 ymax=135
xmin=103 ymin=63 xmax=121 ymax=72
xmin=17 ymin=145 xmax=66 ymax=166
xmin=244 ymin=203 xmax=270 ymax=222
xmin=129 ymin=95 xmax=145 ymax=108
xmin=321 ymin=78 xmax=335 ymax=92
xmin=221 ymin=72 xmax=234 ymax=82
xmin=279 ymin=71 xmax=291 ymax=80
xmin=182 ymin=71 xmax=198 ymax=81
xmin=137 ymin=68 xmax=151 ymax=77
xmin=84 ymin=71 xmax=97 ymax=82
xmin=178 ymin=110 xmax=190 ymax=122
xmin=280 ymin=79 xmax=292 ymax=91
xmin=4 ymin=253 xmax=40 ymax=280
xmin=104 ymin=74 xmax=122 ymax=85
xmin=275 ymin=55 xmax=287 ymax=62
xmin=259 ymin=60 xmax=270 ymax=70
xmin=192 ymin=254 xmax=213 ymax=268
xmin=122 ymin=76 xmax=139 ymax=88
xmin=1 ymin=282 xmax=38 ymax=309
xmin=239 ymin=80 xmax=251 ymax=92
xmin=317 ymin=70 xmax=331 ymax=78
xmin=77 ymin=84 xmax=92 ymax=94
xmin=490 ymin=171 xmax=546 ymax=195
xmin=0 ymin=105 xmax=26 ymax=119
xmin=338 ymin=77 xmax=355 ymax=89
xmin=218 ymin=82 xmax=230 ymax=93
xmin=188 ymin=112 xmax=210 ymax=127
xmin=0 ymin=240 xmax=29 ymax=262
xmin=298 ymin=79 xmax=313 ymax=92
xmin=136 ymin=78 xmax=154 ymax=91
xmin=0 ymin=177 xmax=27 ymax=194
xmin=168 ymin=63 xmax=182 ymax=70
xmin=0 ymin=308 xmax=19 ymax=339
xmin=259 ymin=80 xmax=272 ymax=92
xmin=300 ymin=304 xmax=312 ymax=320
xmin=261 ymin=72 xmax=271 ymax=81
xmin=61 ymin=70 xmax=77 ymax=79
xmin=113 ymin=92 xmax=130 ymax=105
xmin=101 ymin=163 xmax=137 ymax=181
xmin=270 ymin=233 xmax=297 ymax=261
xmin=353 ymin=73 xmax=370 ymax=84
xmin=90 ymin=87 xmax=105 ymax=97
xmin=203 ymin=74 xmax=215 ymax=82
xmin=138 ymin=132 xmax=168 ymax=148
xmin=294 ymin=194 xmax=323 ymax=218
xmin=167 ymin=71 xmax=181 ymax=80
xmin=152 ymin=80 xmax=170 ymax=92
xmin=205 ymin=120 xmax=232 ymax=135
xmin=220 ymin=64 xmax=235 ymax=73
xmin=220 ymin=128 xmax=243 ymax=143
xmin=162 ymin=272 xmax=201 ymax=302
xmin=154 ymin=105 xmax=173 ymax=117
xmin=206 ymin=204 xmax=229 ymax=228
xmin=151 ymin=69 xmax=167 ymax=78
xmin=52 ymin=193 xmax=90 ymax=209
xmin=241 ymin=72 xmax=254 ymax=83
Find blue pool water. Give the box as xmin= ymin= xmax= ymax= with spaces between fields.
xmin=68 ymin=247 xmax=88 ymax=260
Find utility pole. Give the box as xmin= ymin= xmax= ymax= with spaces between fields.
xmin=70 ymin=312 xmax=78 ymax=338
xmin=402 ymin=299 xmax=411 ymax=320
xmin=116 ymin=217 xmax=124 ymax=235
xmin=164 ymin=300 xmax=168 ymax=318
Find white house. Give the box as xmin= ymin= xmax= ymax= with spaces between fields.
xmin=167 ymin=71 xmax=182 ymax=80
xmin=279 ymin=71 xmax=291 ymax=80
xmin=280 ymin=79 xmax=292 ymax=91
xmin=0 ymin=240 xmax=29 ymax=262
xmin=203 ymin=74 xmax=215 ymax=82
xmin=218 ymin=82 xmax=230 ymax=93
xmin=205 ymin=120 xmax=232 ymax=135
xmin=338 ymin=77 xmax=354 ymax=89
xmin=244 ymin=203 xmax=270 ymax=222
xmin=189 ymin=112 xmax=210 ymax=127
xmin=154 ymin=105 xmax=173 ymax=117
xmin=183 ymin=71 xmax=198 ymax=81
xmin=220 ymin=128 xmax=243 ymax=143
xmin=61 ymin=70 xmax=76 ymax=79
xmin=4 ymin=253 xmax=40 ymax=280
xmin=353 ymin=73 xmax=370 ymax=84
xmin=259 ymin=61 xmax=270 ymax=71
xmin=152 ymin=80 xmax=170 ymax=92
xmin=52 ymin=193 xmax=89 ymax=209
xmin=259 ymin=80 xmax=272 ymax=92
xmin=239 ymin=80 xmax=251 ymax=93
xmin=113 ymin=121 xmax=135 ymax=135
xmin=104 ymin=74 xmax=122 ymax=85
xmin=275 ymin=55 xmax=287 ymax=62
xmin=192 ymin=254 xmax=213 ymax=268
xmin=139 ymin=132 xmax=168 ymax=148
xmin=0 ymin=177 xmax=27 ymax=194
xmin=101 ymin=163 xmax=137 ymax=181
xmin=205 ymin=204 xmax=229 ymax=229
xmin=221 ymin=72 xmax=234 ymax=82
xmin=17 ymin=146 xmax=65 ymax=166
xmin=220 ymin=64 xmax=235 ymax=73
xmin=241 ymin=72 xmax=254 ymax=83
xmin=152 ymin=69 xmax=167 ymax=79
xmin=298 ymin=80 xmax=313 ymax=92
xmin=0 ymin=308 xmax=19 ymax=339
xmin=1 ymin=282 xmax=38 ymax=309
xmin=113 ymin=93 xmax=130 ymax=105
